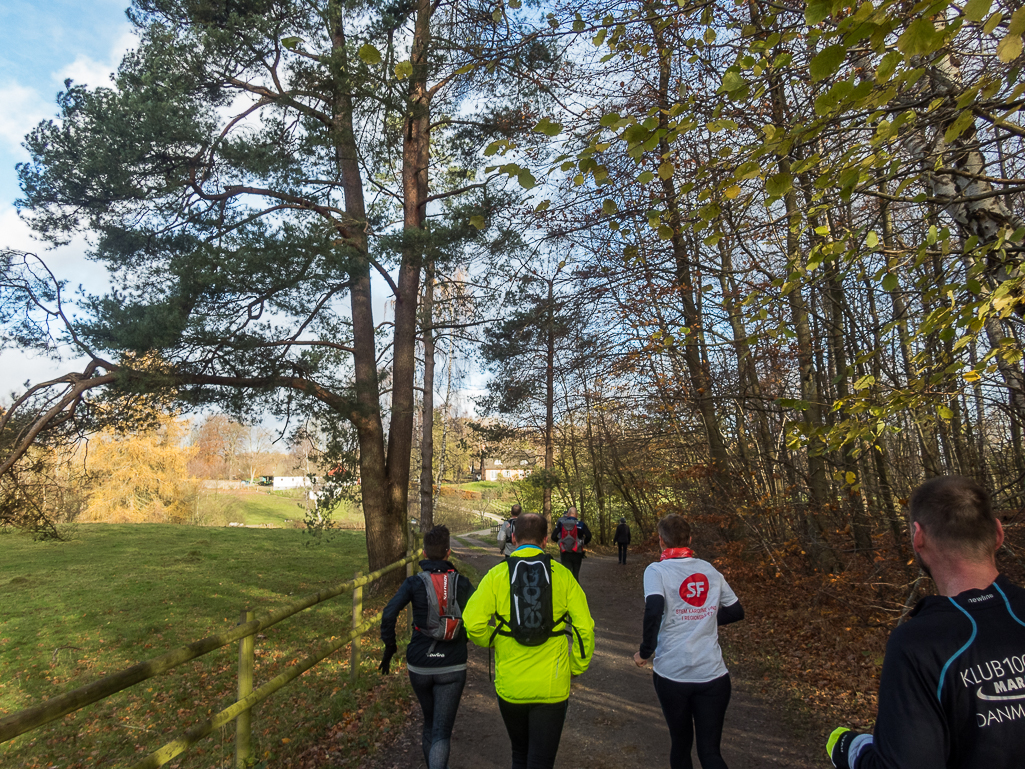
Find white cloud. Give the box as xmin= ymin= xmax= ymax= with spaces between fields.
xmin=0 ymin=205 xmax=110 ymax=295
xmin=0 ymin=205 xmax=109 ymax=395
xmin=53 ymin=28 xmax=137 ymax=90
xmin=0 ymin=81 xmax=48 ymax=157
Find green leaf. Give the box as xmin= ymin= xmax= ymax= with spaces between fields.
xmin=394 ymin=60 xmax=413 ymax=80
xmin=637 ymin=171 xmax=654 ymax=184
xmin=535 ymin=200 xmax=551 ymax=212
xmin=866 ymin=231 xmax=879 ymax=248
xmin=720 ymin=70 xmax=747 ymax=93
xmin=658 ymin=224 xmax=674 ymax=240
xmin=963 ymin=0 xmax=992 ymax=23
xmin=765 ymin=172 xmax=793 ymax=197
xmin=983 ymin=12 xmax=1003 ymax=35
xmin=602 ymin=199 xmax=618 ymax=215
xmin=944 ymin=110 xmax=975 ymax=142
xmin=937 ymin=404 xmax=954 ymax=420
xmin=876 ymin=51 xmax=902 ymax=82
xmin=658 ymin=162 xmax=674 ymax=180
xmin=810 ymin=44 xmax=847 ymax=81
xmin=897 ymin=18 xmax=941 ymax=57
xmin=997 ymin=33 xmax=1023 ymax=63
xmin=281 ymin=36 xmax=301 ymax=50
xmin=805 ymin=0 xmax=835 ymax=25
xmin=1010 ymin=6 xmax=1025 ymax=36
xmin=882 ymin=273 xmax=899 ymax=291
xmin=469 ymin=215 xmax=486 ymax=230
xmin=735 ymin=161 xmax=761 ymax=180
xmin=358 ymin=44 xmax=382 ymax=65
xmin=533 ymin=118 xmax=563 ymax=137
xmin=517 ymin=170 xmax=536 ymax=189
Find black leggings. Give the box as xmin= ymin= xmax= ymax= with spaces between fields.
xmin=408 ymin=669 xmax=467 ymax=769
xmin=653 ymin=672 xmax=731 ymax=769
xmin=617 ymin=543 xmax=628 ymax=563
xmin=497 ymin=697 xmax=569 ymax=769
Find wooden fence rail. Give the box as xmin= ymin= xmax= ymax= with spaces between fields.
xmin=0 ymin=544 xmax=420 ymax=768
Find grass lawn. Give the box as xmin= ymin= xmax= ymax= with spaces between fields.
xmin=195 ymin=489 xmax=363 ymax=528
xmin=0 ymin=524 xmax=409 ymax=768
xmin=444 ymin=481 xmax=507 ymax=495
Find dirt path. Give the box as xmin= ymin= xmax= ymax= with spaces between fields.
xmin=364 ymin=544 xmax=820 ymax=769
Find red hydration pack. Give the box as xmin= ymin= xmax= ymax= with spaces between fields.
xmin=416 ymin=571 xmax=463 ymax=641
xmin=558 ymin=518 xmax=581 ymax=553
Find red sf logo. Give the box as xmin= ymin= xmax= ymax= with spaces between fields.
xmin=679 ymin=574 xmax=709 ymax=607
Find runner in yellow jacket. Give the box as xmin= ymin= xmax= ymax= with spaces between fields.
xmin=463 ymin=513 xmax=595 ymax=769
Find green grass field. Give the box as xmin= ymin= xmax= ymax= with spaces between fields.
xmin=194 ymin=488 xmax=363 ymax=528
xmin=0 ymin=524 xmax=407 ymax=769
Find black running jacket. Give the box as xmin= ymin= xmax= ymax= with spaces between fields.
xmin=855 ymin=574 xmax=1025 ymax=769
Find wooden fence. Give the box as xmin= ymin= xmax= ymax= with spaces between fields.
xmin=0 ymin=544 xmax=420 ymax=768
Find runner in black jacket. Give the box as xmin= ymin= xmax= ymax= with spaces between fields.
xmin=380 ymin=526 xmax=474 ymax=769
xmin=828 ymin=476 xmax=1025 ymax=769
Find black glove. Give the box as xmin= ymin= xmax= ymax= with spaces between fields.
xmin=827 ymin=727 xmax=872 ymax=769
xmin=378 ymin=643 xmax=398 ymax=675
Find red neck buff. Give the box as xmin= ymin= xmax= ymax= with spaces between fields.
xmin=660 ymin=547 xmax=696 ymax=561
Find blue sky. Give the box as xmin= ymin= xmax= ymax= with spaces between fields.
xmin=0 ymin=2 xmax=133 ymax=391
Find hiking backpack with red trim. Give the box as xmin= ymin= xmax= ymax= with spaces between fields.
xmin=558 ymin=518 xmax=581 ymax=553
xmin=416 ymin=570 xmax=463 ymax=641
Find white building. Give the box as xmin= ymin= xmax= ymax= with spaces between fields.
xmin=272 ymin=476 xmax=315 ymax=490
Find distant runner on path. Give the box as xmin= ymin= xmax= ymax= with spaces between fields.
xmin=379 ymin=525 xmax=475 ymax=769
xmin=463 ymin=513 xmax=595 ymax=769
xmin=827 ymin=476 xmax=1025 ymax=769
xmin=614 ymin=517 xmax=632 ymax=565
xmin=634 ymin=514 xmax=745 ymax=769
xmin=496 ymin=504 xmax=522 ymax=557
xmin=553 ymin=506 xmax=592 ymax=581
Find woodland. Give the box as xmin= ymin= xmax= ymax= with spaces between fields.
xmin=0 ymin=0 xmax=1024 ymax=615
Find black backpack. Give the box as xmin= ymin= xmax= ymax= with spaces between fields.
xmin=489 ymin=553 xmax=584 ymax=657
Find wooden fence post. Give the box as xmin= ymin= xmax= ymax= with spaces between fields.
xmin=350 ymin=572 xmax=363 ymax=683
xmin=235 ymin=610 xmax=254 ymax=769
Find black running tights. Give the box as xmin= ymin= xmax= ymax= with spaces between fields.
xmin=408 ymin=669 xmax=466 ymax=769
xmin=497 ymin=697 xmax=569 ymax=769
xmin=653 ymin=672 xmax=731 ymax=769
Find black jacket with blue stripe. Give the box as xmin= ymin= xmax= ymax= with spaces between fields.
xmin=856 ymin=574 xmax=1025 ymax=769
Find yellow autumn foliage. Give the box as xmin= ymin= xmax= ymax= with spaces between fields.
xmin=82 ymin=412 xmax=199 ymax=524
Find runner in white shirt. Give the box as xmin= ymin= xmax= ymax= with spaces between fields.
xmin=633 ymin=514 xmax=744 ymax=769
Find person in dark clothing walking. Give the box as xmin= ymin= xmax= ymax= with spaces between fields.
xmin=614 ymin=517 xmax=631 ymax=564
xmin=552 ymin=506 xmax=592 ymax=581
xmin=827 ymin=475 xmax=1025 ymax=769
xmin=380 ymin=525 xmax=474 ymax=769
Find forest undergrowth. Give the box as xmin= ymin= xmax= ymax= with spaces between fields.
xmin=691 ymin=513 xmax=1025 ymax=734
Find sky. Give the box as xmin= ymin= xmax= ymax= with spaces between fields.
xmin=0 ymin=0 xmax=136 ymax=393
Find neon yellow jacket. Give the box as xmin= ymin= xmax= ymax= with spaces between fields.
xmin=463 ymin=545 xmax=595 ymax=703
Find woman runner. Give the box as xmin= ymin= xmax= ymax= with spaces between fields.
xmin=633 ymin=514 xmax=745 ymax=769
xmin=379 ymin=525 xmax=474 ymax=769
